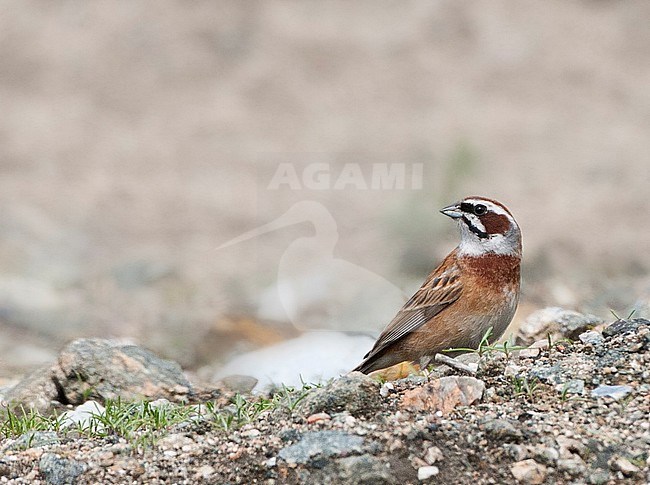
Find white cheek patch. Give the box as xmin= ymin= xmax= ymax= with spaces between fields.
xmin=464 ymin=214 xmax=486 ymax=233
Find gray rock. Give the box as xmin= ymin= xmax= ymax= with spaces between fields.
xmin=590 ymin=385 xmax=633 ymax=400
xmin=518 ymin=307 xmax=603 ymax=344
xmin=602 ymin=318 xmax=649 ymax=338
xmin=218 ymin=375 xmax=258 ymax=394
xmin=505 ymin=444 xmax=529 ymax=461
xmin=278 ymin=431 xmax=364 ymax=465
xmin=296 ymin=372 xmax=381 ymax=417
xmin=394 ymin=374 xmax=427 ymax=387
xmin=556 ymin=379 xmax=585 ymax=395
xmin=587 ymin=470 xmax=610 ymax=485
xmin=528 ymin=364 xmax=564 ymax=385
xmin=482 ymin=418 xmax=523 ymax=442
xmin=578 ymin=331 xmax=604 ymax=346
xmin=333 ymin=454 xmax=396 ymax=485
xmin=39 ymin=453 xmax=86 ymax=485
xmin=6 ymin=431 xmax=59 ymax=451
xmin=532 ymin=445 xmax=559 ymax=465
xmin=2 ymin=366 xmax=59 ymax=413
xmin=609 ymin=456 xmax=640 ymax=476
xmin=5 ymin=338 xmax=192 ymax=412
xmin=557 ymin=456 xmax=587 ymax=475
xmin=279 ymin=429 xmax=301 ymax=443
xmin=595 ymin=348 xmax=626 ymax=368
xmin=52 ymin=338 xmax=191 ymax=404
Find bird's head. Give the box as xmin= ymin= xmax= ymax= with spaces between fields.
xmin=440 ymin=196 xmax=521 ymax=257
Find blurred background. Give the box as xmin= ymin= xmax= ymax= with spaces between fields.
xmin=1 ymin=1 xmax=649 ymax=387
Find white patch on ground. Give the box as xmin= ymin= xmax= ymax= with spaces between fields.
xmin=212 ymin=332 xmax=376 ymax=392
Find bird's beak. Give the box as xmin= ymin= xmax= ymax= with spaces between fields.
xmin=440 ymin=202 xmax=463 ymax=219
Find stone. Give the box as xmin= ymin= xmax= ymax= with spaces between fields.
xmin=510 ymin=459 xmax=547 ymax=484
xmin=2 ymin=366 xmax=58 ymax=413
xmin=603 ymin=318 xmax=649 ymax=338
xmin=6 ymin=432 xmax=59 ymax=451
xmin=504 ymin=363 xmax=523 ymax=378
xmin=59 ymin=400 xmax=106 ymax=430
xmin=528 ymin=364 xmax=564 ymax=385
xmin=39 ymin=453 xmax=86 ymax=485
xmin=278 ymin=431 xmax=364 ymax=465
xmin=306 ymin=412 xmax=331 ymax=424
xmin=218 ymin=375 xmax=258 ymax=394
xmin=52 ymin=338 xmax=192 ymax=404
xmin=400 ymin=377 xmax=484 ymax=414
xmin=590 ymin=385 xmax=632 ymax=400
xmin=417 ymin=465 xmax=439 ymax=480
xmin=556 ymin=436 xmax=586 ymax=458
xmin=532 ymin=445 xmax=559 ymax=465
xmin=517 ymin=307 xmax=603 ymax=344
xmin=587 ymin=470 xmax=610 ymax=484
xmin=241 ymin=428 xmax=261 ymax=437
xmin=194 ymin=465 xmax=216 ymax=479
xmin=529 ymin=340 xmax=550 ymax=349
xmin=423 ymin=446 xmax=443 ymax=465
xmin=4 ymin=339 xmax=193 ymax=412
xmin=297 ymin=372 xmax=381 ymax=417
xmin=556 ymin=379 xmax=585 ymax=395
xmin=482 ymin=418 xmax=523 ymax=442
xmin=517 ymin=347 xmax=540 ymax=359
xmin=578 ymin=331 xmax=604 ymax=346
xmin=610 ymin=456 xmax=640 ymax=476
xmin=557 ymin=456 xmax=587 ymax=475
xmin=506 ymin=444 xmax=529 ymax=461
xmin=334 ymin=454 xmax=396 ymax=485
xmin=379 ymin=382 xmax=394 ymax=398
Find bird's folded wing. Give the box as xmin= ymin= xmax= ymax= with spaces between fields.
xmin=362 ymin=262 xmax=463 ymax=360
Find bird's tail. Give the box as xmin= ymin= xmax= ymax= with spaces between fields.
xmin=351 ymin=359 xmax=373 ymax=375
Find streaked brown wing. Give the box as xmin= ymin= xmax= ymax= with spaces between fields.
xmin=361 ymin=253 xmax=463 ymax=361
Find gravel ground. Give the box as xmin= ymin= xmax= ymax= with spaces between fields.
xmin=1 ymin=318 xmax=648 ymax=484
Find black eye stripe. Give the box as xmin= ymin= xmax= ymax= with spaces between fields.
xmin=461 ymin=202 xmax=488 ymax=216
xmin=460 ymin=202 xmax=474 ymax=213
xmin=462 ymin=215 xmax=489 ymax=239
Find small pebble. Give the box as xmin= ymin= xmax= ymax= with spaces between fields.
xmin=380 ymin=382 xmax=395 ymax=397
xmin=424 ymin=446 xmax=443 ymax=465
xmin=417 ymin=465 xmax=439 ymax=480
xmin=578 ymin=331 xmax=603 ymax=346
xmin=610 ymin=456 xmax=640 ymax=476
xmin=591 ymin=385 xmax=632 ymax=400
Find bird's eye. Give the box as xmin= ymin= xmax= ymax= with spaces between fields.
xmin=474 ymin=204 xmax=487 ymax=215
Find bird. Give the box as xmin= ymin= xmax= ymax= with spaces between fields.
xmin=353 ymin=196 xmax=522 ymax=374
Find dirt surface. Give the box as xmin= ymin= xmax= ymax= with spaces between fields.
xmin=0 ymin=317 xmax=648 ymax=484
